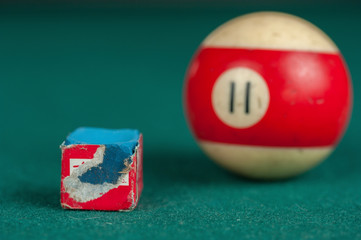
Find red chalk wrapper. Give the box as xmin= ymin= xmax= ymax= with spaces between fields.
xmin=60 ymin=127 xmax=143 ymax=211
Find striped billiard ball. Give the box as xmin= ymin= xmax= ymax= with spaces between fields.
xmin=184 ymin=12 xmax=352 ymax=179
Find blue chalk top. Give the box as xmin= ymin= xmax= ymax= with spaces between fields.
xmin=65 ymin=127 xmax=140 ymax=147
xmin=65 ymin=127 xmax=141 ymax=185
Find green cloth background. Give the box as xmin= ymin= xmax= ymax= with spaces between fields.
xmin=0 ymin=1 xmax=360 ymax=239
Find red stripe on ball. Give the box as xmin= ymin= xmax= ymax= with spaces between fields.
xmin=184 ymin=47 xmax=352 ymax=147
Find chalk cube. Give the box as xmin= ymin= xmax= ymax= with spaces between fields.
xmin=60 ymin=127 xmax=143 ymax=211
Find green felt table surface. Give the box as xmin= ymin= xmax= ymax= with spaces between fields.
xmin=0 ymin=1 xmax=361 ymax=239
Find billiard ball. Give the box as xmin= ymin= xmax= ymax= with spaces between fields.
xmin=184 ymin=12 xmax=352 ymax=179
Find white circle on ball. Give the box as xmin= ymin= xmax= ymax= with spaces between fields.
xmin=212 ymin=67 xmax=270 ymax=128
